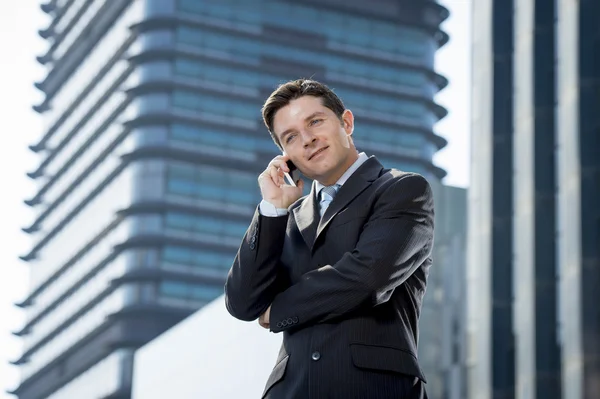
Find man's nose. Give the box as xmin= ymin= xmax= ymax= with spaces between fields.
xmin=301 ymin=131 xmax=317 ymax=147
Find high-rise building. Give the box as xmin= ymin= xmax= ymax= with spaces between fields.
xmin=419 ymin=182 xmax=468 ymax=399
xmin=11 ymin=1 xmax=449 ymax=398
xmin=469 ymin=0 xmax=600 ymax=398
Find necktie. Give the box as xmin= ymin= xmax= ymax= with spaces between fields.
xmin=319 ymin=185 xmax=339 ymax=217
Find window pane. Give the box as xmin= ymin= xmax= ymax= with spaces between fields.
xmin=160 ymin=281 xmax=189 ymax=297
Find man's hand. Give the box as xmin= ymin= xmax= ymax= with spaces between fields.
xmin=258 ymin=155 xmax=304 ymax=209
xmin=258 ymin=305 xmax=271 ymax=329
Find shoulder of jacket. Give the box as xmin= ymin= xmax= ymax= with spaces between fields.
xmin=374 ymin=170 xmax=431 ymax=195
xmin=378 ymin=168 xmax=426 ymax=183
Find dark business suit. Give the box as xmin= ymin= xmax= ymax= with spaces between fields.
xmin=225 ymin=156 xmax=434 ymax=399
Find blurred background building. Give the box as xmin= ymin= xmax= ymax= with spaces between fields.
xmin=469 ymin=0 xmax=599 ymax=398
xmin=422 ymin=182 xmax=468 ymax=399
xmin=10 ymin=0 xmax=458 ymax=398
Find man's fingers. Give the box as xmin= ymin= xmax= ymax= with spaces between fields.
xmin=267 ymin=158 xmax=289 ymax=173
xmin=269 ymin=165 xmax=283 ymax=187
xmin=261 ymin=156 xmax=292 ymax=188
xmin=258 ymin=165 xmax=283 ymax=188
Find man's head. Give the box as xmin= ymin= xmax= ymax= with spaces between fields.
xmin=261 ymin=79 xmax=359 ymax=186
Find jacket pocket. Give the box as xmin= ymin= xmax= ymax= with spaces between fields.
xmin=262 ymin=355 xmax=289 ymax=398
xmin=350 ymin=343 xmax=426 ymax=383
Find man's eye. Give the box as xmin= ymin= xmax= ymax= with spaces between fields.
xmin=310 ymin=119 xmax=323 ymax=126
xmin=286 ymin=134 xmax=296 ymax=143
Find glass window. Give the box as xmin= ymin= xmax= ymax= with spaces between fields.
xmin=177 ymin=0 xmax=262 ymax=25
xmin=346 ymin=18 xmax=371 ymax=47
xmin=173 ymin=25 xmax=429 ymax=88
xmin=354 ymin=124 xmax=433 ymax=160
xmin=163 ymin=246 xmax=191 ymax=264
xmin=159 ymin=279 xmax=223 ymax=302
xmin=293 ymin=5 xmax=320 ymax=31
xmin=166 ymin=179 xmax=194 ymax=196
xmin=190 ymin=284 xmax=223 ymax=301
xmin=367 ymin=125 xmax=426 ymax=147
xmin=377 ymin=157 xmax=427 ymax=176
xmin=176 ymin=0 xmax=204 ymax=14
xmin=132 ymin=214 xmax=162 ymax=234
xmin=193 ymin=217 xmax=223 ymax=233
xmin=334 ymin=88 xmax=430 ymax=122
xmin=161 ymin=245 xmax=233 ymax=273
xmin=172 ymin=90 xmax=258 ymax=121
xmin=258 ymin=1 xmax=431 ymax=59
xmin=164 ymin=213 xmax=193 ymax=230
xmin=159 ymin=281 xmax=189 ymax=297
xmin=165 ymin=162 xmax=260 ymax=206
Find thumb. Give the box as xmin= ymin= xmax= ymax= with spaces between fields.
xmin=297 ymin=179 xmax=305 ymax=190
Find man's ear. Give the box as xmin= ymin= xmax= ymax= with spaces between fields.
xmin=342 ymin=109 xmax=354 ymax=136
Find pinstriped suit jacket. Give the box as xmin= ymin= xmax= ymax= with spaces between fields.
xmin=225 ymin=156 xmax=434 ymax=399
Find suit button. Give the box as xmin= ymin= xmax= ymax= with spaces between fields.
xmin=277 ymin=322 xmax=283 ymax=328
xmin=286 ymin=318 xmax=293 ymax=324
xmin=311 ymin=351 xmax=321 ymax=361
xmin=292 ymin=317 xmax=298 ymax=323
xmin=249 ymin=243 xmax=256 ymax=250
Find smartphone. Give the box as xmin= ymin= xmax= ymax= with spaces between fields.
xmin=284 ymin=160 xmax=301 ymax=187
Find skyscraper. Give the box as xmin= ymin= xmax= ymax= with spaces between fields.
xmin=469 ymin=0 xmax=600 ymax=398
xmin=12 ymin=1 xmax=449 ymax=398
xmin=419 ymin=182 xmax=468 ymax=399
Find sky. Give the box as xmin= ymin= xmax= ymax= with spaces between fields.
xmin=0 ymin=1 xmax=470 ymax=396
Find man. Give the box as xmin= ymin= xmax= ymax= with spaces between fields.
xmin=225 ymin=79 xmax=434 ymax=398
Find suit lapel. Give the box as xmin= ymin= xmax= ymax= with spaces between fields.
xmin=316 ymin=158 xmax=381 ymax=242
xmin=293 ymin=182 xmax=320 ymax=251
xmin=293 ymin=157 xmax=384 ymax=253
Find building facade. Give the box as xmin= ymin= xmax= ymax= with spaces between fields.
xmin=419 ymin=182 xmax=468 ymax=399
xmin=12 ymin=0 xmax=449 ymax=398
xmin=469 ymin=0 xmax=600 ymax=398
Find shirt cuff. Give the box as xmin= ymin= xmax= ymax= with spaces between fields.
xmin=259 ymin=200 xmax=289 ymax=217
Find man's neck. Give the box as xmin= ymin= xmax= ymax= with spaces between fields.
xmin=321 ymin=153 xmax=358 ymax=186
xmin=316 ymin=151 xmax=366 ymax=188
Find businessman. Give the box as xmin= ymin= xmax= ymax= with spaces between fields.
xmin=225 ymin=79 xmax=434 ymax=398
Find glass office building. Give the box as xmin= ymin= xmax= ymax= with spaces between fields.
xmin=469 ymin=0 xmax=599 ymax=398
xmin=419 ymin=182 xmax=468 ymax=399
xmin=12 ymin=0 xmax=449 ymax=398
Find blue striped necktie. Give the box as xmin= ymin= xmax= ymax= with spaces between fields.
xmin=319 ymin=185 xmax=339 ymax=217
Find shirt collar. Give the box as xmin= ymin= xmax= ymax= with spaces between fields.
xmin=315 ymin=152 xmax=369 ymax=195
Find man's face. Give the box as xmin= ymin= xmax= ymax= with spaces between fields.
xmin=273 ymin=96 xmax=358 ymax=186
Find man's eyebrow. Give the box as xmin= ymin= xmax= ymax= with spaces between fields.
xmin=304 ymin=111 xmax=327 ymax=122
xmin=278 ymin=111 xmax=328 ymax=141
xmin=279 ymin=128 xmax=296 ymax=142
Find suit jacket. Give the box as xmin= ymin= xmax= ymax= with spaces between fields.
xmin=225 ymin=156 xmax=435 ymax=399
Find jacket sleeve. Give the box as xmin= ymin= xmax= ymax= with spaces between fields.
xmin=224 ymin=208 xmax=290 ymax=321
xmin=268 ymin=173 xmax=434 ymax=333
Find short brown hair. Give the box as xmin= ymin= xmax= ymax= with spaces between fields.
xmin=261 ymin=79 xmax=345 ymax=148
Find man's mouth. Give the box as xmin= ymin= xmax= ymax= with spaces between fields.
xmin=308 ymin=147 xmax=328 ymax=160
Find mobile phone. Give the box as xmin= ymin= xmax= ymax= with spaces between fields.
xmin=284 ymin=160 xmax=301 ymax=187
